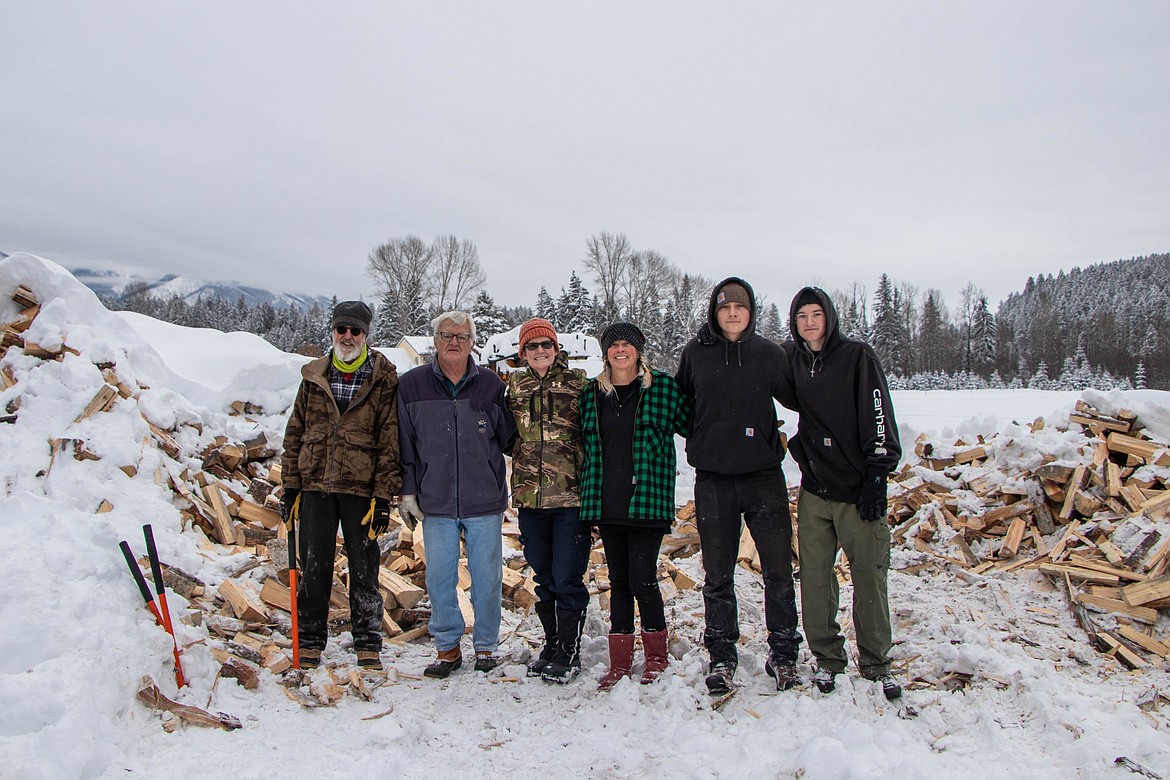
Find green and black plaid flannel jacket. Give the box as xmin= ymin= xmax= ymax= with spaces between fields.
xmin=579 ymin=369 xmax=690 ymax=523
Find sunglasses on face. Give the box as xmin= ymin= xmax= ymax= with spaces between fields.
xmin=524 ymin=340 xmax=556 ymax=352
xmin=335 ymin=325 xmax=364 ymax=336
xmin=437 ymin=331 xmax=472 ymax=344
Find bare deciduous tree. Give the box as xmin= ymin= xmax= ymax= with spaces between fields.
xmin=367 ymin=235 xmax=434 ymax=342
xmin=431 ymin=235 xmax=485 ymax=312
xmin=621 ymin=249 xmax=679 ymax=325
xmin=583 ymin=232 xmax=634 ymax=324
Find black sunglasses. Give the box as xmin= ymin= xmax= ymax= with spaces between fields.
xmin=524 ymin=340 xmax=556 ymax=352
xmin=335 ymin=325 xmax=364 ymax=336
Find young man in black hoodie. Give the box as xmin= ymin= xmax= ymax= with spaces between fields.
xmin=783 ymin=286 xmax=903 ymax=700
xmin=676 ymin=277 xmax=802 ymax=694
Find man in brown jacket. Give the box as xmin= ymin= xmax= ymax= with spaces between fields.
xmin=281 ymin=301 xmax=400 ymax=670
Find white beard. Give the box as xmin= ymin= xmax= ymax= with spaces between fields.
xmin=334 ymin=342 xmax=362 ymax=363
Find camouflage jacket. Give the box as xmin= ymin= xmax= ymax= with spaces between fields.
xmin=281 ymin=350 xmax=401 ymax=500
xmin=506 ymin=353 xmax=588 ymax=509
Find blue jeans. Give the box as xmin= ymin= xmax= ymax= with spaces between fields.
xmin=422 ymin=513 xmax=503 ymax=653
xmin=518 ymin=507 xmax=591 ymax=612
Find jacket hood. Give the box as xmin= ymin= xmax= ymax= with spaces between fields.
xmin=788 ymin=286 xmax=841 ymax=354
xmin=701 ymin=276 xmax=757 ymax=345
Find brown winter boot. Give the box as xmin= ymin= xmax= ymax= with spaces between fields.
xmin=424 ymin=647 xmax=463 ymax=679
xmin=597 ymin=633 xmax=636 ymax=691
xmin=639 ymin=629 xmax=669 ymax=685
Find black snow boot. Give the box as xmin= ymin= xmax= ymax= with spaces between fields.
xmin=542 ymin=608 xmax=585 ymax=684
xmin=705 ymin=660 xmax=736 ymax=695
xmin=528 ymin=601 xmax=559 ymax=678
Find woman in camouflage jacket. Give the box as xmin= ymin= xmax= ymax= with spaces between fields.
xmin=506 ymin=319 xmax=590 ymax=684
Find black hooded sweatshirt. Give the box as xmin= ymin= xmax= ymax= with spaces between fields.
xmin=675 ymin=276 xmax=793 ymax=475
xmin=783 ymin=286 xmax=902 ymax=503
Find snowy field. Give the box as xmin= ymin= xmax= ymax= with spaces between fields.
xmin=2 ymin=252 xmax=1170 ymax=780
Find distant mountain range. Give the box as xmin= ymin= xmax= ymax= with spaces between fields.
xmin=69 ymin=267 xmax=332 ymax=310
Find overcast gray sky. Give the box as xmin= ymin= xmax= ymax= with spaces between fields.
xmin=3 ymin=2 xmax=1168 ymax=315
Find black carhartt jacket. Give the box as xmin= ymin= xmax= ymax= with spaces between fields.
xmin=675 ymin=276 xmax=792 ymax=475
xmin=783 ymin=286 xmax=901 ymax=503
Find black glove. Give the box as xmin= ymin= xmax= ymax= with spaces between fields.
xmin=280 ymin=488 xmax=301 ymax=530
xmin=362 ymin=497 xmax=391 ymax=539
xmin=857 ymin=472 xmax=888 ymax=522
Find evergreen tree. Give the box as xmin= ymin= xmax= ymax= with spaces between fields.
xmin=470 ymin=290 xmax=509 ymax=347
xmin=535 ymin=287 xmax=557 ymax=323
xmin=919 ymin=290 xmax=946 ymax=374
xmin=1135 ymin=361 xmax=1147 ymax=390
xmin=971 ymin=294 xmax=997 ymax=376
xmin=759 ymin=302 xmax=786 ymax=343
xmin=659 ymin=295 xmax=688 ymax=367
xmin=371 ymin=290 xmax=398 ymax=345
xmin=558 ymin=272 xmax=595 ymax=333
xmin=871 ymin=274 xmax=907 ymax=375
xmin=1029 ymin=361 xmax=1052 ymax=390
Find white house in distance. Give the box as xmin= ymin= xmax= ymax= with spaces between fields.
xmin=483 ymin=325 xmax=604 ymax=378
xmin=395 ymin=335 xmax=435 ymax=367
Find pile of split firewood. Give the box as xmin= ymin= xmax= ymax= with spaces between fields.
xmin=878 ymin=400 xmax=1170 ymax=672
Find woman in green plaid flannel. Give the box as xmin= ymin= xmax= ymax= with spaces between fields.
xmin=580 ymin=322 xmax=689 ymax=689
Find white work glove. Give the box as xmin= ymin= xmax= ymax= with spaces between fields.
xmin=398 ymin=495 xmax=424 ymax=531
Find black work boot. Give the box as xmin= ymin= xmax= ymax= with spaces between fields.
xmin=528 ymin=601 xmax=559 ymax=678
xmin=874 ymin=673 xmax=902 ymax=700
xmin=812 ymin=666 xmax=838 ymax=693
xmin=765 ymin=656 xmax=799 ymax=691
xmin=542 ymin=608 xmax=585 ymax=684
xmin=705 ymin=660 xmax=737 ymax=695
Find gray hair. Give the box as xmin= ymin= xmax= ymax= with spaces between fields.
xmin=431 ymin=310 xmax=477 ymax=343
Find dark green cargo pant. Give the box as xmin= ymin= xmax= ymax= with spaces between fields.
xmin=797 ymin=490 xmax=892 ymax=677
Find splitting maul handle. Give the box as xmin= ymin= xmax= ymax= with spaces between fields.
xmin=143 ymin=524 xmax=186 ymax=687
xmin=120 ymin=541 xmax=162 ymax=622
xmin=288 ymin=521 xmax=300 ymax=669
xmin=143 ymin=525 xmax=166 ymax=598
xmin=121 ymin=539 xmax=185 ymax=688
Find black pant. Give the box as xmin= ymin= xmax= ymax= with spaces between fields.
xmin=598 ymin=524 xmax=666 ymax=634
xmin=296 ymin=491 xmax=384 ymax=652
xmin=695 ymin=469 xmax=801 ymax=665
xmin=519 ymin=507 xmax=592 ymax=612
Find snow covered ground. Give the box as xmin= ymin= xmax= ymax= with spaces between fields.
xmin=3 ymin=252 xmax=1170 ymax=780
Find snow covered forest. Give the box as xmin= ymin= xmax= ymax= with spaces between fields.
xmin=98 ymin=239 xmax=1169 ymax=390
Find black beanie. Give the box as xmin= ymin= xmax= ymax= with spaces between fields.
xmin=794 ymin=289 xmax=822 ymax=311
xmin=599 ymin=322 xmax=646 ymax=353
xmin=333 ymin=300 xmax=373 ymax=331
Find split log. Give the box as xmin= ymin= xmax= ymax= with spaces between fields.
xmin=1122 ymin=575 xmax=1170 ymax=607
xmin=1075 ymin=593 xmax=1158 ymax=625
xmin=200 ymin=483 xmax=237 ymax=545
xmin=236 ymin=499 xmax=281 ymax=529
xmin=259 ymin=578 xmax=292 ymax=612
xmin=217 ymin=579 xmax=269 ymax=622
xmin=1095 ymin=632 xmax=1148 ymax=670
xmin=73 ymin=385 xmax=118 ymax=423
xmin=137 ymin=676 xmax=241 ymax=730
xmin=379 ymin=570 xmax=425 ymax=609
